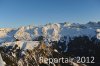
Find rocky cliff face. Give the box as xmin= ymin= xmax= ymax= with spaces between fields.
xmin=0 ymin=22 xmax=100 ymax=66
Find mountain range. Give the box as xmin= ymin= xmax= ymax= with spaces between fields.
xmin=0 ymin=22 xmax=100 ymax=66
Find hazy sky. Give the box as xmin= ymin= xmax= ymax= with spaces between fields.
xmin=0 ymin=0 xmax=100 ymax=28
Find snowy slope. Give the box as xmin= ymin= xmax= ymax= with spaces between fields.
xmin=0 ymin=41 xmax=39 ymax=51
xmin=0 ymin=41 xmax=39 ymax=66
xmin=0 ymin=54 xmax=6 ymax=66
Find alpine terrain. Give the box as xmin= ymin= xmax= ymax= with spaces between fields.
xmin=0 ymin=22 xmax=100 ymax=66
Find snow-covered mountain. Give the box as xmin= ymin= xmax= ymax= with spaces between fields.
xmin=0 ymin=22 xmax=100 ymax=43
xmin=0 ymin=22 xmax=100 ymax=66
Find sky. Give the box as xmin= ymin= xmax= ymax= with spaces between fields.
xmin=0 ymin=0 xmax=100 ymax=28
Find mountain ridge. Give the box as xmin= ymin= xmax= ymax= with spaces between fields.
xmin=0 ymin=22 xmax=100 ymax=43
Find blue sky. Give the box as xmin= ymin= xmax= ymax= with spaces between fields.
xmin=0 ymin=0 xmax=100 ymax=28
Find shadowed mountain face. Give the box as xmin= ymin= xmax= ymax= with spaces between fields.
xmin=0 ymin=22 xmax=100 ymax=66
